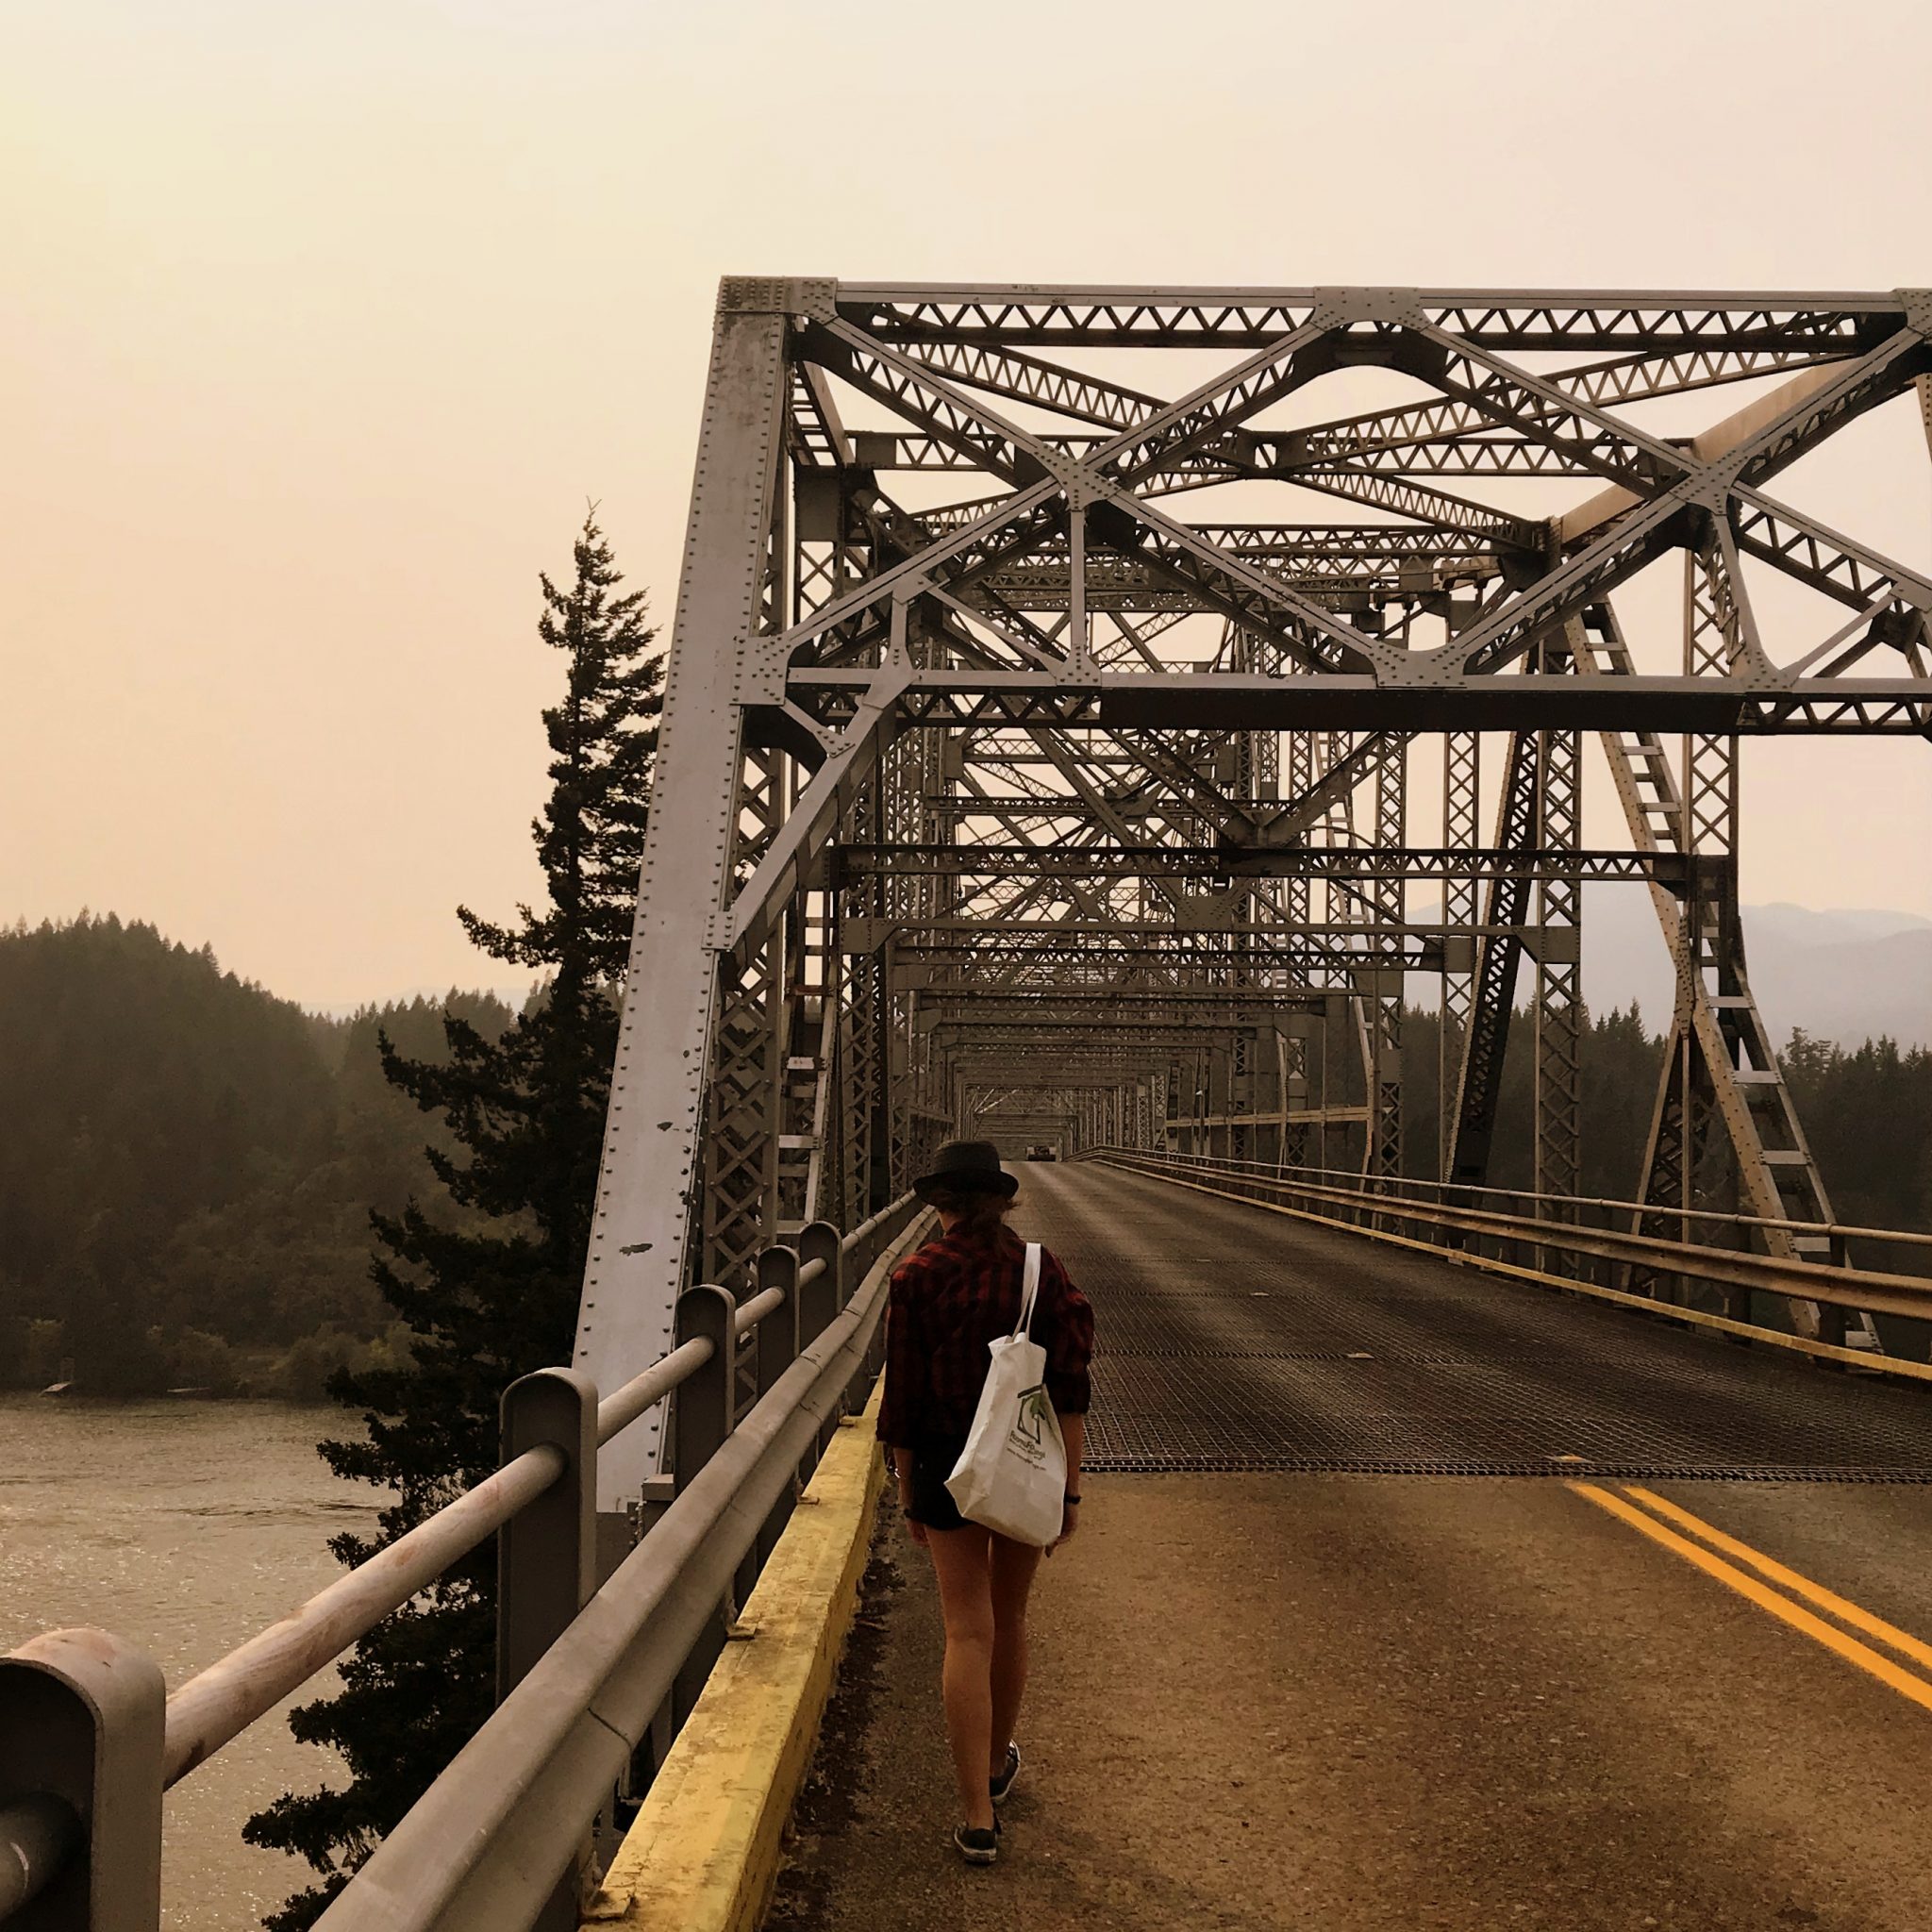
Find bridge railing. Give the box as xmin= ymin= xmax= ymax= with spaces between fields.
xmin=1084 ymin=1147 xmax=1932 ymax=1371
xmin=0 ymin=1194 xmax=925 ymax=1932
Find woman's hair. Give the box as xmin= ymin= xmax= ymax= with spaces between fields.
xmin=924 ymin=1183 xmax=1020 ymax=1248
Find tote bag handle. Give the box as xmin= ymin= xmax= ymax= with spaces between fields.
xmin=1011 ymin=1242 xmax=1043 ymax=1341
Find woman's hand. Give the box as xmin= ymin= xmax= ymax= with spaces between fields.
xmin=1050 ymin=1414 xmax=1087 ymax=1559
xmin=897 ymin=1474 xmax=927 ymax=1544
xmin=1047 ymin=1499 xmax=1080 ymax=1555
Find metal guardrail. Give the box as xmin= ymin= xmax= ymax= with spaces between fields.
xmin=1087 ymin=1147 xmax=1932 ymax=1360
xmin=1129 ymin=1150 xmax=1932 ymax=1264
xmin=0 ymin=1197 xmax=925 ymax=1932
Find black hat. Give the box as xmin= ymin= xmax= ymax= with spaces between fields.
xmin=913 ymin=1140 xmax=1019 ymax=1200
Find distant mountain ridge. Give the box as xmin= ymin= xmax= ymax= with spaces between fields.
xmin=1578 ymin=892 xmax=1932 ymax=1048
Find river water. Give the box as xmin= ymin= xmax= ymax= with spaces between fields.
xmin=0 ymin=1395 xmax=377 ymax=1931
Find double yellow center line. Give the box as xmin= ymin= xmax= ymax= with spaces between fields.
xmin=1569 ymin=1481 xmax=1932 ymax=1715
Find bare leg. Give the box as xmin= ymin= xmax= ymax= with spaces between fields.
xmin=989 ymin=1534 xmax=1043 ymax=1764
xmin=925 ymin=1524 xmax=997 ymax=1829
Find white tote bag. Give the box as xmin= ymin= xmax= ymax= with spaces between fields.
xmin=945 ymin=1242 xmax=1068 ymax=1546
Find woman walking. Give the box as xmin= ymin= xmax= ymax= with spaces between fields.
xmin=876 ymin=1140 xmax=1095 ymax=1866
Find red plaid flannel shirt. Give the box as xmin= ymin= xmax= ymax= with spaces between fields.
xmin=876 ymin=1230 xmax=1094 ymax=1454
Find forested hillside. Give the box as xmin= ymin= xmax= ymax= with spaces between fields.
xmin=1783 ymin=1031 xmax=1932 ymax=1235
xmin=1396 ymin=1003 xmax=1667 ymax=1204
xmin=1398 ymin=1005 xmax=1932 ymax=1235
xmin=5 ymin=915 xmax=1929 ymax=1399
xmin=0 ymin=914 xmax=514 ymax=1394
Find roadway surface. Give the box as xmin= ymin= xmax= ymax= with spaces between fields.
xmin=769 ymin=1158 xmax=1932 ymax=1932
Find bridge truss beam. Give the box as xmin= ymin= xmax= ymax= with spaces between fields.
xmin=579 ymin=279 xmax=1932 ymax=1504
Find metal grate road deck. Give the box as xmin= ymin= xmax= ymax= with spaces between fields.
xmin=1018 ymin=1161 xmax=1932 ymax=1480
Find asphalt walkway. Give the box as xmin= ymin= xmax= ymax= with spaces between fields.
xmin=769 ymin=1160 xmax=1932 ymax=1932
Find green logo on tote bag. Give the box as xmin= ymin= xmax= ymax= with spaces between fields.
xmin=1012 ymin=1384 xmax=1051 ymax=1447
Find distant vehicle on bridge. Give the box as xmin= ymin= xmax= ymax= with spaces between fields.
xmin=1024 ymin=1143 xmax=1058 ymax=1161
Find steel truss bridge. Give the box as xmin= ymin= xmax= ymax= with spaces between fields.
xmin=10 ymin=282 xmax=1932 ymax=1932
xmin=583 ymin=277 xmax=1932 ymax=1497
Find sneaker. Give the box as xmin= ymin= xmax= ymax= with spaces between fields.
xmin=989 ymin=1741 xmax=1022 ymax=1807
xmin=953 ymin=1821 xmax=1000 ymax=1865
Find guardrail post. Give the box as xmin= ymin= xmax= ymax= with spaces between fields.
xmin=671 ymin=1284 xmax=736 ymax=1726
xmin=864 ymin=1217 xmax=892 ymax=1380
xmin=847 ymin=1207 xmax=913 ymax=1413
xmin=1817 ymin=1230 xmax=1850 ymax=1355
xmin=626 ymin=1468 xmax=677 ymax=1798
xmin=843 ymin=1218 xmax=874 ymax=1415
xmin=797 ymin=1224 xmax=843 ymax=1345
xmin=0 ymin=1628 xmax=165 ymax=1931
xmin=672 ymin=1284 xmax=738 ymax=1488
xmin=496 ymin=1370 xmax=598 ymax=1702
xmin=754 ymin=1246 xmax=802 ymax=1572
xmin=1715 ymin=1220 xmax=1752 ymax=1329
xmin=798 ymin=1221 xmax=844 ymax=1464
xmin=495 ymin=1368 xmax=596 ymax=1932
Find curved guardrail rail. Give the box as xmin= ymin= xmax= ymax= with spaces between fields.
xmin=0 ymin=1196 xmax=925 ymax=1932
xmin=1084 ymin=1147 xmax=1932 ymax=1372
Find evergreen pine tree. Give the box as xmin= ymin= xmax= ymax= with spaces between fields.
xmin=244 ymin=512 xmax=660 ymax=1929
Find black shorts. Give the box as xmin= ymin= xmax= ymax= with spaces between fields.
xmin=903 ymin=1439 xmax=971 ymax=1532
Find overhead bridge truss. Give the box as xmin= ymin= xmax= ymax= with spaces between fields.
xmin=577 ymin=279 xmax=1932 ymax=1503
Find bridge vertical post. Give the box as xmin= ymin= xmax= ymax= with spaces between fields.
xmin=671 ymin=1284 xmax=738 ymax=1726
xmin=572 ymin=282 xmax=795 ymax=1515
xmin=753 ymin=1246 xmax=802 ymax=1573
xmin=798 ymin=1220 xmax=845 ymax=1464
xmin=1365 ymin=735 xmax=1406 ymax=1181
xmin=495 ymin=1368 xmax=596 ymax=1932
xmin=1533 ymin=622 xmax=1584 ymax=1269
xmin=1441 ymin=727 xmax=1480 ymax=1181
xmin=0 ymin=1627 xmax=165 ymax=1932
xmin=1207 ymin=1048 xmax=1230 ymax=1161
xmin=1447 ymin=727 xmax=1540 ymax=1197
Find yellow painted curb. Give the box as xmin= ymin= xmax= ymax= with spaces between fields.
xmin=580 ymin=1392 xmax=895 ymax=1930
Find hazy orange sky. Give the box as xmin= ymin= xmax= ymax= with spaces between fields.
xmin=6 ymin=0 xmax=1932 ymax=1008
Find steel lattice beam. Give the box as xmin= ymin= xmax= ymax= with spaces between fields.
xmin=577 ymin=279 xmax=1932 ymax=1505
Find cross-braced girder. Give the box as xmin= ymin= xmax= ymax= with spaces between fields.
xmin=578 ymin=279 xmax=1932 ymax=1505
